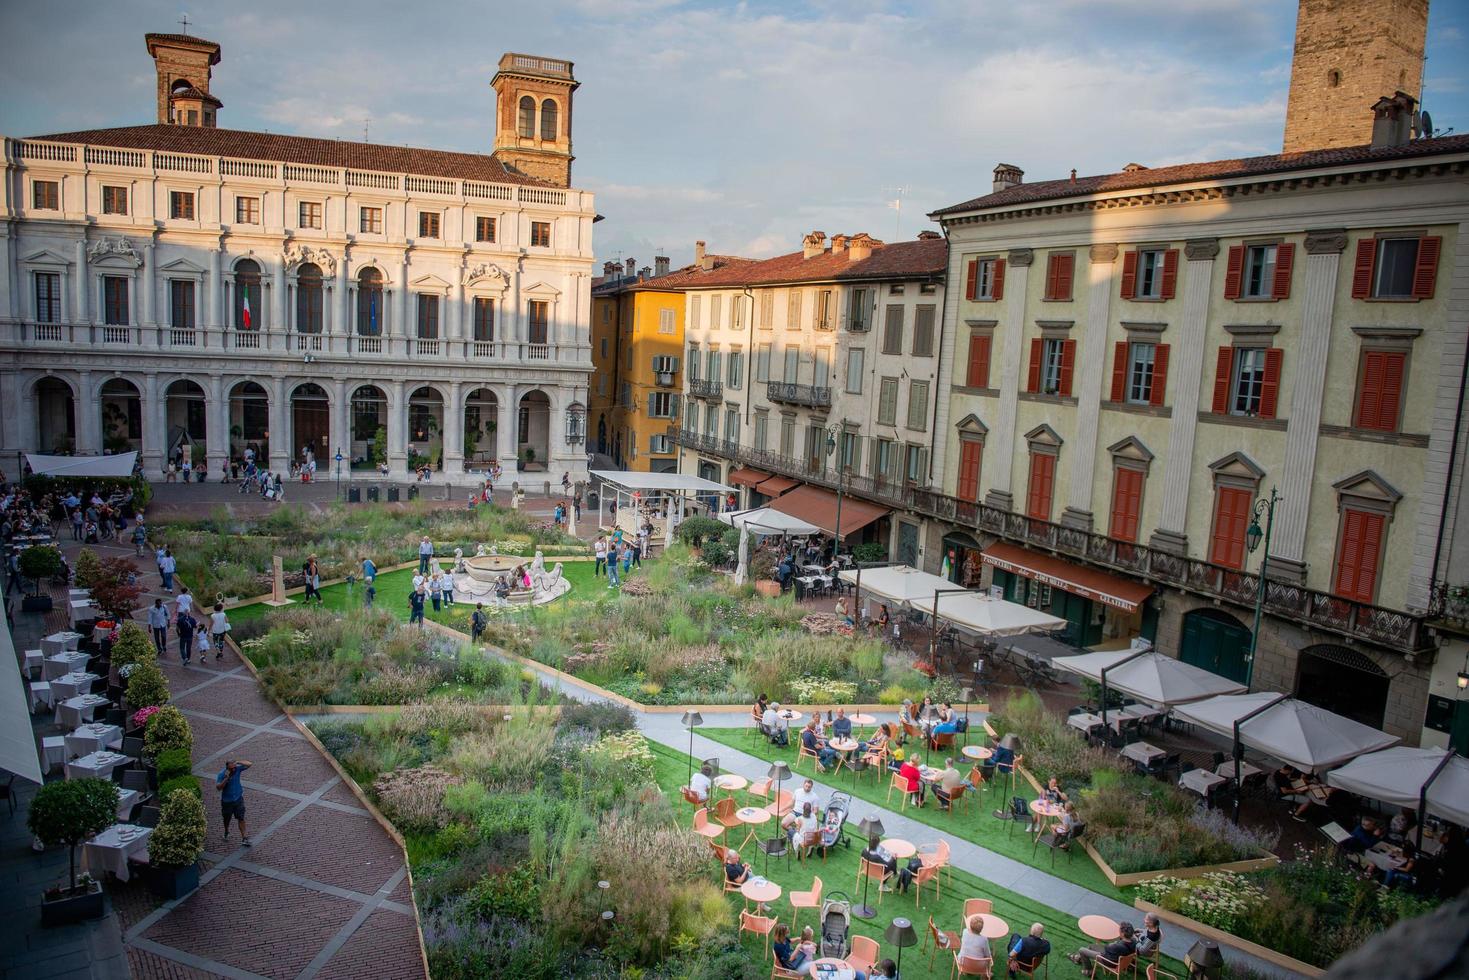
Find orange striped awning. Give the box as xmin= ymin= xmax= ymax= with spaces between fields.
xmin=728 ymin=467 xmax=772 ymax=488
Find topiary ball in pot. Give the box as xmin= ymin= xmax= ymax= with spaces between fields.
xmin=143 ymin=705 xmax=193 ymax=758
xmin=147 ymin=788 xmax=207 ymax=899
xmin=111 ymin=621 xmax=156 ymax=672
xmin=125 ymin=660 xmax=170 ymax=713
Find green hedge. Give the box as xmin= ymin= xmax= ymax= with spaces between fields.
xmin=155 ymin=747 xmax=193 ymax=784
xmin=158 ymin=775 xmax=202 ymax=800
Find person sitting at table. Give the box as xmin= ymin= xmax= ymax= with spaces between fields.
xmin=861 ymin=834 xmax=900 ymax=892
xmin=1008 ymin=923 xmax=1051 ymax=979
xmin=897 ymin=698 xmax=917 ymax=739
xmin=992 ymin=738 xmax=1016 ymax=772
xmin=832 ymin=707 xmax=853 ymax=740
xmin=802 ymin=719 xmax=838 ymax=772
xmin=784 ymin=779 xmax=821 ymax=832
xmin=1388 ymin=806 xmax=1418 ymax=843
xmin=930 ymin=711 xmax=960 ymax=746
xmin=723 ymin=848 xmax=751 ymax=886
xmin=772 ymin=923 xmax=812 ymax=973
xmin=859 ymin=723 xmax=891 ymax=761
xmin=1282 ymin=770 xmax=1334 ymax=822
xmin=898 ymin=755 xmax=925 ymax=806
xmin=776 ymin=557 xmax=795 ymax=590
xmin=870 ymin=959 xmax=899 ymax=979
xmin=1344 ymin=816 xmax=1386 ymax=853
xmin=917 ymin=695 xmax=937 ymax=733
xmin=1135 ymin=912 xmax=1162 ymax=960
xmin=960 ymin=914 xmax=993 ymax=962
xmin=814 ymin=711 xmax=830 ymax=740
xmin=933 ymin=757 xmax=965 ymax=811
xmin=1069 ymin=920 xmax=1137 ymax=977
xmin=1043 ymin=776 xmax=1069 ymax=805
xmin=690 ymin=763 xmax=713 ymax=804
xmin=763 ymin=702 xmax=790 ymax=746
xmin=755 ymin=693 xmax=770 ymax=721
xmin=1380 ymin=842 xmax=1418 ymax=889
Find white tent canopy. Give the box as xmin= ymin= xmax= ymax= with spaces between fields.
xmin=838 ymin=564 xmax=955 ymax=606
xmin=591 ymin=470 xmax=732 ymax=493
xmin=910 ymin=591 xmax=1066 ymax=637
xmin=25 ymin=451 xmax=137 ymax=478
xmin=1173 ymin=693 xmax=1399 ymax=772
xmin=1053 ymin=650 xmax=1247 ymax=706
xmin=0 ymin=621 xmax=45 ymax=785
xmin=718 ymin=506 xmax=820 ymax=537
xmin=1326 ymin=746 xmax=1469 ymax=827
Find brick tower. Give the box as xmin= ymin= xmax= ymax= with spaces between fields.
xmin=1282 ymin=0 xmax=1429 ymax=153
xmin=490 ymin=54 xmax=578 ymax=188
xmin=145 ymin=32 xmax=223 ymax=127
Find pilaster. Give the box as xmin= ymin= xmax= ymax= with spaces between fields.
xmin=206 ymin=373 xmax=227 ymax=473
xmin=983 ymin=250 xmax=1033 ymax=511
xmin=268 ymin=375 xmax=289 ymax=472
xmin=1062 ymin=243 xmax=1119 ymax=530
xmin=498 ymin=383 xmax=520 ymax=474
xmin=443 ymin=380 xmax=465 ymax=476
xmin=142 ymin=372 xmax=163 ymax=474
xmin=387 ymin=379 xmax=408 ymax=479
xmin=76 ymin=370 xmax=99 ymax=454
xmin=271 ymin=254 xmax=285 ymax=344
xmin=74 ymin=239 xmax=88 ymax=323
xmin=141 ymin=241 xmax=156 ymax=327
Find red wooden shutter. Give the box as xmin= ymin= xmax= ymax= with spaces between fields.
xmin=1044 ymin=254 xmax=1060 ymax=300
xmin=1211 ymin=347 xmax=1234 ymax=414
xmin=1027 ymin=338 xmax=1042 ymax=392
xmin=1056 ymin=253 xmax=1074 ymax=300
xmin=1350 ymin=239 xmax=1376 ymax=299
xmin=965 ymin=259 xmax=978 ymax=301
xmin=1109 ymin=341 xmax=1129 ymax=402
xmin=966 ymin=334 xmax=992 ymax=388
xmin=1223 ymin=245 xmax=1244 ymax=300
xmin=1259 ymin=348 xmax=1284 ymax=419
xmin=1027 ymin=453 xmax=1055 ymax=520
xmin=1160 ymin=248 xmax=1179 ymax=299
xmin=992 ymin=258 xmax=1006 ymax=301
xmin=1355 ymin=350 xmax=1405 ymax=431
xmin=1109 ymin=467 xmax=1144 ymax=543
xmin=1209 ymin=486 xmax=1251 ymax=569
xmin=1412 ymin=236 xmax=1442 ymax=299
xmin=957 ymin=440 xmax=983 ymax=502
xmin=1059 ymin=339 xmax=1077 ymax=396
xmin=1120 ymin=250 xmax=1138 ymax=298
xmin=1334 ymin=508 xmax=1385 ymax=602
xmin=1271 ymin=243 xmax=1295 ymax=299
xmin=1150 ymin=344 xmax=1170 ymax=407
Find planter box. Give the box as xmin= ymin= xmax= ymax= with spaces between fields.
xmin=754 ymin=580 xmax=781 ymax=597
xmin=1082 ymin=838 xmax=1279 ymax=887
xmin=22 ymin=595 xmax=53 ymax=612
xmin=40 ymin=884 xmax=104 ymax=926
xmin=1132 ymin=898 xmax=1324 ymax=977
xmin=149 ymin=861 xmax=200 ymax=900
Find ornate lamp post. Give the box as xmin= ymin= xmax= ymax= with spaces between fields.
xmin=1243 ymin=486 xmax=1281 ymax=692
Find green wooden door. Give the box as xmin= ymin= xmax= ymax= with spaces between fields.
xmin=1180 ymin=610 xmax=1251 ymax=685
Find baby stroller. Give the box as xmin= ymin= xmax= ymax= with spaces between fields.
xmin=817 ymin=792 xmax=852 ymax=856
xmin=818 ymin=891 xmax=853 ymax=959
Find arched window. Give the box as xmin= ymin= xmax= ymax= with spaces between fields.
xmin=356 ymin=267 xmax=383 ymax=336
xmin=540 ymin=98 xmax=558 ymax=140
xmin=234 ymin=259 xmax=261 ymax=330
xmin=518 ymin=96 xmax=536 ymax=138
xmin=296 ymin=262 xmax=323 ymax=334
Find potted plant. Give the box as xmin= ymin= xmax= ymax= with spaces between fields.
xmin=143 ymin=705 xmax=193 ymax=758
xmin=125 ymin=660 xmax=170 ymax=715
xmin=28 ymin=778 xmax=119 ymax=925
xmin=18 ymin=545 xmax=63 ymax=612
xmin=146 ymin=788 xmax=206 ymax=899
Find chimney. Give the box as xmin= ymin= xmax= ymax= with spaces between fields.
xmin=1121 ymin=162 xmax=1147 ymax=172
xmin=992 ymin=163 xmax=1024 ymax=193
xmin=1371 ymin=91 xmax=1417 ymax=147
xmin=802 ymin=230 xmax=827 ymax=259
xmin=831 ymin=234 xmax=849 ymax=253
xmin=694 ymin=240 xmax=713 ymax=271
xmin=847 ymin=233 xmax=875 ymax=262
xmin=639 ymin=266 xmax=651 ymax=279
xmin=916 ymin=230 xmax=941 ymax=241
xmin=602 ymin=260 xmax=618 ymax=277
xmin=624 ymin=258 xmax=636 ymax=278
xmin=654 ymin=255 xmax=670 ymax=277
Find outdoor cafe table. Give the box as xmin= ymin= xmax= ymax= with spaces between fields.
xmin=850 ymin=713 xmax=876 ymax=737
xmin=977 ymin=913 xmax=1010 ymax=939
xmin=1363 ymin=843 xmax=1407 ymax=872
xmin=740 ymin=876 xmax=781 ymax=909
xmin=714 ymin=773 xmax=748 ymax=801
xmin=51 ymin=671 xmax=99 ymax=701
xmin=69 ymin=599 xmax=98 ymax=627
xmin=829 ymin=737 xmax=858 ymax=772
xmin=1120 ymin=741 xmax=1166 ymax=767
xmin=778 ymin=709 xmax=803 ymax=725
xmin=82 ymin=824 xmax=152 ymax=882
xmin=1067 ymin=712 xmax=1104 ymax=734
xmin=115 ymin=788 xmax=141 ymax=822
xmin=23 ymin=649 xmax=44 ymax=675
xmin=1120 ymin=703 xmax=1163 ymax=724
xmin=1029 ymin=799 xmax=1064 ymax=822
xmin=880 ymin=838 xmax=917 ymax=860
xmin=962 ymin=744 xmax=993 ymax=763
xmin=66 ymin=722 xmax=123 ymax=757
xmin=735 ymin=805 xmax=772 ymax=853
xmin=1180 ymin=769 xmax=1228 ymax=798
xmin=66 ymin=749 xmax=131 ymax=782
xmin=1078 ymin=915 xmax=1121 ymax=942
xmin=55 ymin=693 xmax=109 ymax=728
xmin=809 ymin=958 xmax=857 ymax=980
xmin=68 ymin=588 xmax=92 ymax=600
xmin=44 ymin=650 xmax=90 ymax=680
xmin=1217 ymin=760 xmax=1263 ymax=781
xmin=41 ymin=631 xmax=83 ymax=656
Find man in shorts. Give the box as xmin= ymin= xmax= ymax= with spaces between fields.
xmin=216 ymin=759 xmax=253 ymax=846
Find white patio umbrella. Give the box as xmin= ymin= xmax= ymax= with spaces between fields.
xmin=717 ymin=506 xmax=820 ymax=537
xmin=1327 ymin=746 xmax=1469 ymax=832
xmin=1055 ymin=651 xmax=1247 ymax=705
xmin=1173 ymin=693 xmax=1399 ymax=772
xmin=908 ymin=591 xmax=1066 ymax=637
xmin=733 ymin=528 xmax=750 ymax=586
xmin=837 ymin=564 xmax=954 ymax=606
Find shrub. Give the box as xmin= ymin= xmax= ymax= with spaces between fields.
xmin=159 ymin=775 xmax=203 ymax=800
xmin=374 ymin=765 xmax=462 ymax=833
xmin=18 ymin=545 xmax=62 ymax=593
xmin=698 ymin=538 xmax=733 ymax=568
xmin=74 ymin=548 xmax=103 ymax=589
xmin=148 ymin=788 xmax=207 ymax=869
xmin=111 ymin=621 xmax=156 ymax=671
xmin=28 ymin=778 xmax=119 ymax=891
xmin=674 ymin=515 xmax=727 ymax=548
xmin=558 ymin=701 xmax=637 ymax=735
xmin=851 ymin=542 xmax=887 ymax=564
xmin=144 ymin=705 xmax=193 ymax=756
xmin=126 ymin=660 xmax=170 ymax=711
xmin=88 ymin=555 xmax=145 ymax=620
xmin=155 ymin=747 xmax=193 ymax=783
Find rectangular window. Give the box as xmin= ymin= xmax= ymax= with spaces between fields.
xmin=759 ymin=290 xmax=774 ymax=328
xmin=651 ymin=354 xmax=677 ymax=375
xmin=838 ymin=431 xmax=860 ymax=472
xmin=965 ymin=257 xmax=1005 ymax=301
xmin=846 ymin=348 xmax=865 ymax=394
xmin=786 ymin=289 xmax=802 ymax=330
xmin=732 ymin=295 xmax=744 ymax=329
xmin=1028 ymin=337 xmax=1076 ymax=396
xmin=527 ymin=300 xmax=549 ymax=344
xmin=1354 ymin=350 xmax=1406 ymax=432
xmin=905 ymin=444 xmax=928 ymax=484
xmin=707 ymin=349 xmax=722 ymax=385
xmin=1136 ymin=249 xmax=1165 ymax=298
xmin=780 ymin=416 xmax=795 ymax=456
xmin=1109 ymin=467 xmax=1145 ymax=543
xmin=1353 ymin=235 xmax=1441 ymax=300
xmin=816 ymin=289 xmax=834 ymax=329
xmin=360 ymin=207 xmax=383 ymax=233
xmin=1374 ymin=238 xmax=1419 ymax=298
xmin=33 ymin=180 xmax=59 ymax=210
xmin=417 ymin=294 xmax=440 ymax=338
xmin=1212 ymin=346 xmax=1282 ymax=418
xmin=877 ymin=378 xmax=898 ymax=425
xmin=169 ymin=191 xmax=194 ymax=220
xmin=475 ymin=216 xmax=496 ymax=242
xmin=1043 ymin=252 xmax=1074 ymax=301
xmin=1231 ymin=347 xmax=1266 ymax=416
xmin=658 ymin=309 xmax=676 ymax=334
xmin=650 ymin=434 xmax=672 ymax=454
xmin=1209 ymin=486 xmax=1252 ymax=570
xmin=1041 ymin=338 xmax=1065 ymax=394
xmin=1127 ymin=342 xmax=1156 ymax=404
xmin=783 ymin=347 xmax=799 ymax=383
xmin=966 ymin=333 xmax=992 ymax=388
xmin=755 ymin=344 xmax=771 ymax=382
xmin=102 ymin=276 xmax=129 ymax=326
xmin=418 ymin=212 xmax=440 ymax=238
xmin=235 ymin=196 xmax=260 ymax=224
xmin=710 ymin=295 xmax=722 ymax=331
xmin=530 ymin=221 xmax=551 ymax=247
xmin=705 ymin=404 xmax=719 ymax=438
xmin=35 ymin=272 xmax=61 ymax=323
xmin=728 ymin=350 xmax=744 ymax=389
xmin=299 ymin=201 xmax=322 ymax=229
xmin=1243 ymin=244 xmax=1277 ymax=298
xmin=688 ymin=345 xmax=700 ymax=381
xmin=169 ymin=279 xmax=195 ymax=329
xmin=724 ymin=408 xmax=739 ymax=442
xmin=1026 ymin=452 xmax=1056 ymax=521
xmin=1334 ymin=508 xmax=1386 ymax=602
xmin=472 ymin=297 xmax=495 ymax=341
xmin=648 ymin=392 xmax=675 ymax=418
xmin=1111 ymin=341 xmax=1169 ymax=406
xmin=689 ymin=294 xmax=701 ymax=330
xmin=906 ymin=380 xmax=929 ymax=430
xmin=912 ymin=305 xmax=936 ymax=356
xmin=849 ymin=288 xmax=870 ymax=331
xmin=754 ymin=412 xmax=768 ymax=452
xmin=881 ymin=304 xmax=904 ymax=354
xmin=956 ymin=439 xmax=983 ymax=502
xmin=102 ymin=185 xmax=127 ymax=215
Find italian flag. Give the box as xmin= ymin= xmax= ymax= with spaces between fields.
xmin=242 ymin=292 xmax=252 ymax=329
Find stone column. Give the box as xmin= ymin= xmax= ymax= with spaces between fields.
xmin=387 ymin=379 xmax=408 ymax=479
xmin=206 ymin=248 xmax=221 ymax=333
xmin=983 ymin=249 xmax=1034 ymax=511
xmin=1062 ymin=245 xmax=1118 ymax=531
xmin=330 ymin=378 xmax=349 ymax=465
xmin=76 ymin=370 xmax=100 ymax=455
xmin=443 ymin=380 xmax=465 ymax=478
xmin=395 ymin=255 xmax=410 ymax=350
xmin=141 ymin=372 xmax=163 ymax=474
xmin=206 ymin=373 xmax=228 ymax=474
xmin=509 ymin=260 xmax=522 ymax=344
xmin=74 ymin=239 xmax=89 ymax=323
xmin=16 ymin=376 xmax=39 ymax=456
xmin=141 ymin=241 xmax=156 ymax=327
xmin=334 ymin=253 xmax=349 ymax=337
xmin=271 ymin=254 xmax=286 ymax=348
xmin=268 ymin=375 xmax=290 ymax=472
xmin=498 ymin=383 xmax=519 ymax=474
xmin=1268 ymin=230 xmax=1346 ymax=582
xmin=548 ymin=393 xmax=567 ymax=481
xmin=0 ymin=371 xmax=19 ymax=456
xmin=453 ymin=263 xmax=466 ymax=346
xmin=0 ymin=235 xmax=12 ymax=321
xmin=1150 ymin=238 xmax=1219 ymax=554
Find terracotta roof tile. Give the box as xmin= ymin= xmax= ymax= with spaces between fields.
xmin=621 ymin=255 xmax=759 ymax=292
xmin=933 ymin=134 xmax=1469 ymax=216
xmin=654 ymin=237 xmax=948 ymax=290
xmin=26 ymin=124 xmax=548 ymax=186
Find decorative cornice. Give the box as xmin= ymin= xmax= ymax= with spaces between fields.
xmin=1305 ymin=228 xmax=1348 ymax=255
xmin=1223 ymin=322 xmax=1281 ymax=339
xmin=1120 ymin=320 xmax=1167 ymax=335
xmin=1089 ymin=244 xmax=1119 ymax=262
xmin=1007 ymin=247 xmax=1034 ymax=267
xmin=1035 ymin=319 xmax=1075 ymax=333
xmin=964 ymin=318 xmax=999 ymax=329
xmin=1184 ymin=237 xmax=1220 ymax=260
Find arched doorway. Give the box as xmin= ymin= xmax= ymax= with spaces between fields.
xmin=164 ymin=379 xmax=207 ymax=465
xmin=516 ymin=390 xmax=549 ymax=470
xmin=1180 ymin=608 xmax=1251 ymax=685
xmin=350 ymin=384 xmax=387 ymax=468
xmin=35 ymin=377 xmax=75 ymax=454
xmin=407 ymin=386 xmax=444 ymax=470
xmin=1295 ymin=645 xmax=1389 ymax=729
xmin=464 ymin=388 xmax=498 ymax=468
xmin=229 ymin=381 xmax=269 ymax=463
xmin=290 ymin=383 xmax=330 ymax=466
xmin=356 ymin=268 xmax=384 ymax=337
xmin=296 ymin=263 xmax=324 ymax=337
xmin=99 ymin=378 xmax=142 ymax=455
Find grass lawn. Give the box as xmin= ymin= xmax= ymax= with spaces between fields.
xmin=648 ymin=741 xmax=1176 ymax=980
xmin=700 ymin=726 xmax=1127 ymax=904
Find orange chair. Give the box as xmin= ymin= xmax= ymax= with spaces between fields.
xmin=772 ymin=963 xmax=805 ymax=979
xmin=796 ymin=739 xmax=822 ymax=772
xmin=944 ymin=781 xmax=970 ymax=815
xmin=1012 ymin=947 xmax=1050 ymax=980
xmin=919 ymin=839 xmax=952 ymax=889
xmin=693 ymin=807 xmax=725 ymax=843
xmin=765 ymin=789 xmax=794 ymax=819
xmin=739 ymin=908 xmax=777 ymax=958
xmin=848 ymin=935 xmax=880 ymax=974
xmin=930 ymin=730 xmax=956 ymax=753
xmin=857 ymin=857 xmax=887 ymax=905
xmin=903 ymin=721 xmax=923 ymax=743
xmin=796 ymin=829 xmax=823 ymax=862
xmin=911 ymin=861 xmax=942 ymax=905
xmin=968 ymin=765 xmax=986 ymax=792
xmin=1146 ymin=964 xmax=1178 ymax=980
xmin=1093 ymin=952 xmax=1136 ymax=980
xmin=954 ymin=953 xmax=994 ymax=978
xmin=748 ymin=776 xmax=773 ymax=800
xmin=710 ymin=840 xmax=731 ymax=864
xmin=681 ymin=786 xmax=704 ymax=808
xmin=788 ymin=875 xmax=823 ymax=931
xmin=713 ymin=796 xmax=743 ymax=834
xmin=963 ymin=898 xmax=993 ymax=918
xmin=925 ymin=915 xmax=960 ymax=971
xmin=886 ymin=772 xmax=917 ymax=809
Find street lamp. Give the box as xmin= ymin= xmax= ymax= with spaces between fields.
xmin=884 ymin=917 xmax=918 ymax=978
xmin=334 ymin=448 xmax=344 ymax=501
xmin=824 ymin=423 xmax=847 ymax=562
xmin=1243 ymin=486 xmax=1281 ymax=692
xmin=681 ymin=710 xmax=703 ymax=787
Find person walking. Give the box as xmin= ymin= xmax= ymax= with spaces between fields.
xmin=408 ymin=586 xmax=426 ymax=627
xmin=418 ymin=537 xmax=434 ymax=575
xmin=471 ymin=603 xmax=488 ymax=642
xmin=561 ymin=471 xmax=571 ymax=496
xmin=428 ymin=570 xmax=443 ymax=612
xmin=215 ymin=759 xmax=253 ymax=846
xmin=209 ymin=603 xmax=230 ymax=663
xmin=607 ymin=550 xmax=620 ymax=589
xmin=360 ymin=556 xmax=376 ymax=586
xmin=159 ymin=549 xmax=177 ymax=593
xmin=148 ymin=598 xmax=169 ymax=654
xmin=302 ymin=556 xmax=322 ymax=603
xmin=593 ymin=536 xmax=607 ymax=577
xmin=176 ymin=608 xmax=196 ymax=665
xmin=131 ymin=519 xmax=147 ymax=557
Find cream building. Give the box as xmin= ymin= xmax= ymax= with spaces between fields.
xmin=0 ymin=35 xmax=594 ymax=486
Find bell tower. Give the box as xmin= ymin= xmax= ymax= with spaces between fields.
xmin=490 ymin=53 xmax=578 ymax=188
xmin=145 ymin=32 xmax=223 ymax=127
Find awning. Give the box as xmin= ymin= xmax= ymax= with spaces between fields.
xmin=981 ymin=542 xmax=1153 ymax=613
xmin=755 ymin=475 xmax=799 ymax=496
xmin=1327 ymin=747 xmax=1469 ymax=826
xmin=1052 ymin=650 xmax=1246 ymax=706
xmin=768 ymin=485 xmax=889 ymax=538
xmin=838 ymin=565 xmax=954 ymax=605
xmin=1172 ymin=694 xmax=1399 ymax=773
xmin=0 ymin=614 xmax=45 ymax=785
xmin=25 ymin=451 xmax=137 ymax=478
xmin=910 ymin=591 xmax=1068 ymax=637
xmin=591 ymin=469 xmax=732 ymax=493
xmin=728 ymin=467 xmax=772 ymax=488
xmin=717 ymin=506 xmax=821 ymax=537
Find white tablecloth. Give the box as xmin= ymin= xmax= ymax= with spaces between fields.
xmin=1121 ymin=741 xmax=1166 ymax=766
xmin=42 ymin=736 xmax=66 ymax=772
xmin=1067 ymin=712 xmax=1103 ymax=733
xmin=29 ymin=681 xmax=53 ymax=711
xmin=1180 ymin=768 xmax=1227 ymax=796
xmin=51 ymin=671 xmax=99 ymax=700
xmin=41 ymin=632 xmax=83 ymax=656
xmin=54 ymin=694 xmax=109 ymax=729
xmin=116 ymin=788 xmax=141 ymax=821
xmin=65 ymin=749 xmax=131 ymax=781
xmin=68 ymin=588 xmax=93 ymax=600
xmin=69 ymin=600 xmax=98 ymax=627
xmin=82 ymin=824 xmax=152 ymax=881
xmin=44 ymin=651 xmax=90 ymax=679
xmin=23 ymin=649 xmax=44 ymax=675
xmin=1216 ymin=760 xmax=1262 ymax=781
xmin=66 ymin=723 xmax=123 ymax=757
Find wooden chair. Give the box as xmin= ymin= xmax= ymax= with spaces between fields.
xmin=857 ymin=858 xmax=887 ymax=905
xmin=944 ymin=781 xmax=969 ymax=815
xmin=925 ymin=915 xmax=960 ymax=971
xmin=886 ymin=772 xmax=917 ymax=809
xmin=930 ymin=730 xmax=956 ymax=753
xmin=1011 ymin=947 xmax=1049 ymax=979
xmin=796 ymin=829 xmax=823 ymax=862
xmin=749 ymin=707 xmax=766 ymax=745
xmin=693 ymin=807 xmax=725 ymax=843
xmin=772 ymin=964 xmax=805 ymax=979
xmin=954 ymin=953 xmax=994 ymax=978
xmin=963 ymin=898 xmax=993 ymax=918
xmin=713 ymin=796 xmax=743 ymax=834
xmin=848 ymin=935 xmax=880 ymax=974
xmin=681 ymin=786 xmax=704 ymax=808
xmin=968 ymin=765 xmax=986 ymax=793
xmin=796 ymin=739 xmax=821 ymax=772
xmin=1146 ymin=964 xmax=1179 ymax=980
xmin=739 ymin=909 xmax=776 ymax=957
xmin=911 ymin=861 xmax=942 ymax=905
xmin=765 ymin=789 xmax=794 ymax=819
xmin=748 ymin=776 xmax=773 ymax=800
xmin=1093 ymin=952 xmax=1137 ymax=980
xmin=788 ymin=875 xmax=823 ymax=931
xmin=902 ymin=721 xmax=923 ymax=744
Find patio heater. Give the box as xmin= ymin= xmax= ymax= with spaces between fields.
xmin=1243 ymin=486 xmax=1281 ymax=693
xmin=681 ymin=710 xmax=703 ymax=787
xmin=853 ymin=816 xmax=885 ymax=919
xmin=761 ymin=761 xmax=792 ymax=874
xmin=1185 ymin=939 xmax=1224 ymax=980
xmin=884 ymin=918 xmax=918 ymax=978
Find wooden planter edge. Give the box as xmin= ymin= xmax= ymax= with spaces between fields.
xmin=1132 ymin=898 xmax=1324 ymax=977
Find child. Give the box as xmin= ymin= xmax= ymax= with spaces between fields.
xmin=210 ymin=603 xmax=230 ymax=663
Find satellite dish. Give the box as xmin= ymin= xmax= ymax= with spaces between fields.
xmin=1419 ymin=110 xmax=1433 ymax=138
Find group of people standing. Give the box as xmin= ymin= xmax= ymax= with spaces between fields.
xmin=147 ymin=585 xmax=231 ymax=666
xmin=592 ymin=527 xmax=645 ymax=588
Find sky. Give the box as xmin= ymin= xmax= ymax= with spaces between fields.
xmin=2 ymin=0 xmax=1466 ymax=270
